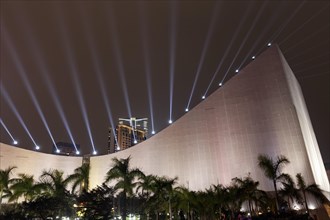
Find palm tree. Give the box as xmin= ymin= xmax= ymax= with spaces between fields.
xmin=296 ymin=173 xmax=328 ymax=214
xmin=136 ymin=174 xmax=156 ymax=219
xmin=9 ymin=173 xmax=45 ymax=203
xmin=0 ymin=166 xmax=16 ymax=206
xmin=279 ymin=174 xmax=301 ymax=210
xmin=232 ymin=175 xmax=262 ymax=215
xmin=40 ymin=169 xmax=71 ymax=197
xmin=257 ymin=154 xmax=290 ymax=213
xmin=105 ymin=156 xmax=144 ymax=220
xmin=67 ymin=162 xmax=90 ymax=194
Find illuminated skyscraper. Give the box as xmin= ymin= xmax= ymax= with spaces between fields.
xmin=108 ymin=117 xmax=148 ymax=153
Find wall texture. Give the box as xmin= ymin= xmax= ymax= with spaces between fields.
xmin=1 ymin=46 xmax=328 ymax=198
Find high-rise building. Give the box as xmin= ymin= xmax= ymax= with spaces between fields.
xmin=108 ymin=117 xmax=148 ymax=153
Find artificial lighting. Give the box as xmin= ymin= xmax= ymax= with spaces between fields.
xmin=235 ymin=69 xmax=239 ymax=73
xmin=168 ymin=119 xmax=173 ymax=124
xmin=267 ymin=42 xmax=272 ymax=47
xmin=185 ymin=108 xmax=189 ymax=112
xmin=93 ymin=150 xmax=97 ymax=155
xmin=202 ymin=95 xmax=205 ymax=99
xmin=252 ymin=56 xmax=255 ymax=60
xmin=152 ymin=130 xmax=155 ymax=135
xmin=13 ymin=140 xmax=18 ymax=145
xmin=134 ymin=140 xmax=138 ymax=144
xmin=76 ymin=150 xmax=80 ymax=155
xmin=56 ymin=149 xmax=60 ymax=153
xmin=219 ymin=82 xmax=222 ymax=87
xmin=35 ymin=145 xmax=40 ymax=150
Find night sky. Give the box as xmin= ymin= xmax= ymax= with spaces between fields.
xmin=1 ymin=1 xmax=329 ymax=163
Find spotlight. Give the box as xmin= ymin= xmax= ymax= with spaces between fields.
xmin=76 ymin=150 xmax=80 ymax=155
xmin=134 ymin=140 xmax=138 ymax=144
xmin=93 ymin=150 xmax=97 ymax=155
xmin=116 ymin=146 xmax=120 ymax=151
xmin=267 ymin=42 xmax=271 ymax=47
xmin=35 ymin=145 xmax=40 ymax=150
xmin=219 ymin=82 xmax=222 ymax=87
xmin=185 ymin=108 xmax=189 ymax=112
xmin=56 ymin=149 xmax=60 ymax=153
xmin=13 ymin=140 xmax=18 ymax=145
xmin=252 ymin=56 xmax=255 ymax=60
xmin=152 ymin=130 xmax=155 ymax=135
xmin=168 ymin=119 xmax=173 ymax=124
xmin=235 ymin=69 xmax=239 ymax=73
xmin=202 ymin=95 xmax=205 ymax=99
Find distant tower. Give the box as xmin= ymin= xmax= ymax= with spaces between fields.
xmin=107 ymin=117 xmax=148 ymax=153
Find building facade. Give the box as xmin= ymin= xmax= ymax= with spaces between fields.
xmin=1 ymin=46 xmax=329 ymax=201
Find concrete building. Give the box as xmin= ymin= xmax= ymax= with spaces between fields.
xmin=1 ymin=46 xmax=329 ymax=203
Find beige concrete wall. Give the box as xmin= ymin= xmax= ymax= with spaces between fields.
xmin=2 ymin=46 xmax=328 ymax=202
xmin=0 ymin=143 xmax=82 ymax=180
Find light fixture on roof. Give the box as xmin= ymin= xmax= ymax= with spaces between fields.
xmin=13 ymin=140 xmax=18 ymax=145
xmin=219 ymin=82 xmax=223 ymax=87
xmin=202 ymin=95 xmax=205 ymax=99
xmin=76 ymin=150 xmax=80 ymax=155
xmin=93 ymin=150 xmax=97 ymax=155
xmin=252 ymin=56 xmax=255 ymax=60
xmin=56 ymin=149 xmax=60 ymax=153
xmin=152 ymin=130 xmax=155 ymax=135
xmin=168 ymin=119 xmax=173 ymax=124
xmin=35 ymin=145 xmax=40 ymax=150
xmin=235 ymin=69 xmax=239 ymax=73
xmin=267 ymin=42 xmax=272 ymax=47
xmin=185 ymin=108 xmax=189 ymax=112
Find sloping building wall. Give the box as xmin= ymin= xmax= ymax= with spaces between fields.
xmin=1 ymin=46 xmax=328 ymax=197
xmin=89 ymin=46 xmax=329 ymax=194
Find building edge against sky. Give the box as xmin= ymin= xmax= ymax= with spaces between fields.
xmin=0 ymin=46 xmax=329 ymax=201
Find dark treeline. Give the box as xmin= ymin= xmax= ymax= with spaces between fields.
xmin=0 ymin=154 xmax=328 ymax=220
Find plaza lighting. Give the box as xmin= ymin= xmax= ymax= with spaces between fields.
xmin=185 ymin=2 xmax=220 ymax=111
xmin=2 ymin=28 xmax=60 ymax=152
xmin=0 ymin=118 xmax=18 ymax=145
xmin=1 ymin=85 xmax=39 ymax=149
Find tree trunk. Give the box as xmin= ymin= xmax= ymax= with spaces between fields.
xmin=303 ymin=190 xmax=309 ymax=214
xmin=273 ymin=180 xmax=279 ymax=213
xmin=122 ymin=192 xmax=127 ymax=220
xmin=169 ymin=198 xmax=172 ymax=219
